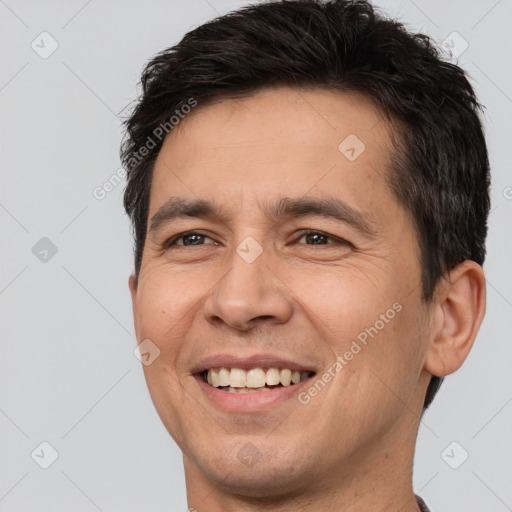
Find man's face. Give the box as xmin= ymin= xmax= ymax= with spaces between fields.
xmin=129 ymin=87 xmax=432 ymax=496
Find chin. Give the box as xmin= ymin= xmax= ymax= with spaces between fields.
xmin=189 ymin=440 xmax=312 ymax=499
xmin=210 ymin=465 xmax=305 ymax=499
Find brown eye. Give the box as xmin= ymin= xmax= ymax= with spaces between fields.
xmin=165 ymin=231 xmax=216 ymax=248
xmin=296 ymin=230 xmax=350 ymax=247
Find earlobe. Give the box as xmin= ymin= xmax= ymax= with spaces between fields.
xmin=424 ymin=260 xmax=486 ymax=378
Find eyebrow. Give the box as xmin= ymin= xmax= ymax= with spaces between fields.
xmin=148 ymin=196 xmax=379 ymax=238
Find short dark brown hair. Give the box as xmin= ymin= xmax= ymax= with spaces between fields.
xmin=120 ymin=0 xmax=490 ymax=412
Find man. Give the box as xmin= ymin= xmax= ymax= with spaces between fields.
xmin=121 ymin=1 xmax=489 ymax=510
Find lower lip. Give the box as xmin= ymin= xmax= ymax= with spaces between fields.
xmin=194 ymin=374 xmax=312 ymax=412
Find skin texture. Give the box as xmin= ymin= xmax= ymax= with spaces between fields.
xmin=128 ymin=87 xmax=486 ymax=511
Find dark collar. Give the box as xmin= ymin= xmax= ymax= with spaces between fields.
xmin=416 ymin=494 xmax=431 ymax=512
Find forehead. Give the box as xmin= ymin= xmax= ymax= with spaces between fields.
xmin=149 ymin=86 xmax=398 ymax=219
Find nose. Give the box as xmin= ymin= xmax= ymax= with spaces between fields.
xmin=202 ymin=245 xmax=294 ymax=331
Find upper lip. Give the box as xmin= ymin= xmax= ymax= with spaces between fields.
xmin=191 ymin=354 xmax=319 ymax=374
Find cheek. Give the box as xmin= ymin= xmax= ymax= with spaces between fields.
xmin=134 ymin=268 xmax=204 ymax=337
xmin=339 ymin=295 xmax=427 ymax=417
xmin=290 ymin=267 xmax=423 ymax=395
xmin=132 ymin=276 xmax=197 ymax=385
xmin=284 ymin=264 xmax=397 ymax=342
xmin=320 ymin=306 xmax=425 ymax=449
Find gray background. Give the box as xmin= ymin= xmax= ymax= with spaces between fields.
xmin=0 ymin=0 xmax=511 ymax=510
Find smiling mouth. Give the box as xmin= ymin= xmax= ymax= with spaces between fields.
xmin=201 ymin=367 xmax=316 ymax=393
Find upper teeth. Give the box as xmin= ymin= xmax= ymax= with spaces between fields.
xmin=206 ymin=368 xmax=310 ymax=388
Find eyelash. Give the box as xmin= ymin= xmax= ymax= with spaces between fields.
xmin=164 ymin=230 xmax=352 ymax=248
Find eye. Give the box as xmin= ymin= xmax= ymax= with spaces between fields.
xmin=163 ymin=230 xmax=351 ymax=249
xmin=295 ymin=230 xmax=351 ymax=247
xmin=164 ymin=231 xmax=216 ymax=248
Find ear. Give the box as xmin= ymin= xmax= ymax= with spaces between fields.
xmin=424 ymin=260 xmax=486 ymax=377
xmin=128 ymin=273 xmax=139 ymax=338
xmin=129 ymin=273 xmax=138 ymax=303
